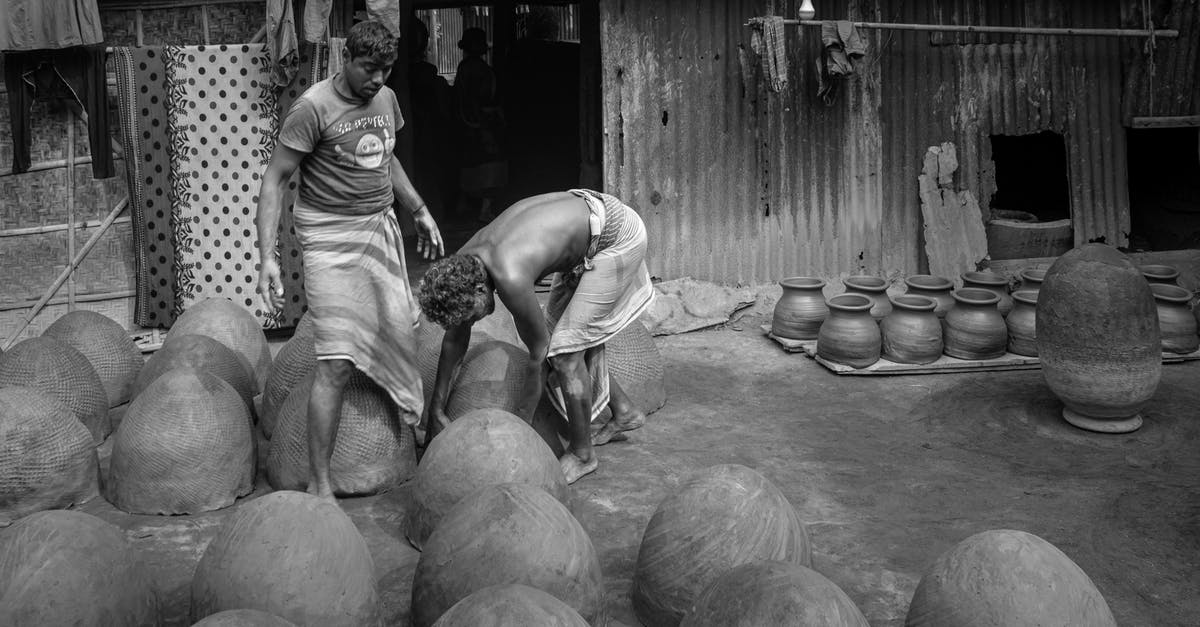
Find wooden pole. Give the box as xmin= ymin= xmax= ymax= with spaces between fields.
xmin=750 ymin=18 xmax=1179 ymax=38
xmin=66 ymin=110 xmax=77 ymax=311
xmin=202 ymin=4 xmax=211 ymax=44
xmin=0 ymin=216 xmax=131 ymax=239
xmin=135 ymin=9 xmax=144 ymax=46
xmin=4 ymin=198 xmax=129 ymax=351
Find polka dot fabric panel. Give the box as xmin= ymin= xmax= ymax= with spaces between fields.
xmin=164 ymin=44 xmax=305 ymax=329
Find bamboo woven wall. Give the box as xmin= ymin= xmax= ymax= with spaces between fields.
xmin=0 ymin=0 xmax=265 ymax=347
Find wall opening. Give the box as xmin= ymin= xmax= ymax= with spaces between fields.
xmin=984 ymin=132 xmax=1073 ymax=260
xmin=1127 ymin=127 xmax=1200 ymax=251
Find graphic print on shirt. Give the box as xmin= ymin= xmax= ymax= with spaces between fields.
xmin=331 ymin=114 xmax=395 ymax=169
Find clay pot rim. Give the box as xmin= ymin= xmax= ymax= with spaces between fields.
xmin=1019 ymin=268 xmax=1047 ymax=282
xmin=780 ymin=276 xmax=826 ymax=290
xmin=952 ymin=288 xmax=1001 ymax=306
xmin=843 ymin=275 xmax=888 ymax=292
xmin=961 ymin=271 xmax=1008 ymax=287
xmin=1011 ymin=289 xmax=1038 ymax=305
xmin=827 ymin=293 xmax=874 ymax=312
xmin=890 ymin=295 xmax=937 ymax=311
xmin=1141 ymin=264 xmax=1180 ymax=280
xmin=904 ymin=275 xmax=953 ymax=291
xmin=1149 ymin=283 xmax=1192 ymax=304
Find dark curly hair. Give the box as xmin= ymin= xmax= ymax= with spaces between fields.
xmin=346 ymin=20 xmax=399 ymax=61
xmin=417 ymin=254 xmax=490 ymax=328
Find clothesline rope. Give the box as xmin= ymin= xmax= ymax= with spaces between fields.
xmin=746 ymin=18 xmax=1179 ymax=39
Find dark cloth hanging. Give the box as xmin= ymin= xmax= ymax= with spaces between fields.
xmin=3 ymin=45 xmax=113 ymax=178
xmin=817 ymin=21 xmax=867 ymax=106
xmin=1 ymin=0 xmax=103 ymax=51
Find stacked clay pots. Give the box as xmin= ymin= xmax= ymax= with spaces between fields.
xmin=880 ymin=295 xmax=942 ymax=365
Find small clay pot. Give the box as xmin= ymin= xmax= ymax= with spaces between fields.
xmin=1018 ymin=268 xmax=1046 ymax=294
xmin=943 ymin=288 xmax=1008 ymax=360
xmin=1140 ymin=264 xmax=1180 ymax=285
xmin=842 ymin=275 xmax=892 ymax=322
xmin=904 ymin=275 xmax=955 ymax=318
xmin=961 ymin=271 xmax=1013 ymax=317
xmin=880 ymin=295 xmax=942 ymax=365
xmin=1150 ymin=283 xmax=1198 ymax=354
xmin=772 ymin=277 xmax=828 ymax=340
xmin=817 ymin=294 xmax=881 ymax=369
xmin=1005 ymin=290 xmax=1039 ymax=357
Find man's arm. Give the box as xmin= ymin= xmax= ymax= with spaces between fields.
xmin=255 ymin=145 xmax=305 ymax=314
xmin=497 ymin=277 xmax=551 ymax=422
xmin=390 ymin=154 xmax=444 ymax=260
xmin=425 ymin=322 xmax=473 ymax=443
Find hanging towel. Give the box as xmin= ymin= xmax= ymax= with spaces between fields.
xmin=4 ymin=46 xmax=113 ymax=178
xmin=365 ymin=0 xmax=401 ymax=38
xmin=266 ymin=0 xmax=299 ymax=88
xmin=0 ymin=0 xmax=103 ymax=51
xmin=748 ymin=16 xmax=788 ymax=93
xmin=328 ymin=37 xmax=346 ymax=76
xmin=302 ymin=0 xmax=334 ymax=43
xmin=818 ymin=20 xmax=868 ymax=105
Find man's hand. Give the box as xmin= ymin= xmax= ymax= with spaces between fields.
xmin=413 ymin=206 xmax=445 ymax=260
xmin=257 ymin=256 xmax=285 ymax=315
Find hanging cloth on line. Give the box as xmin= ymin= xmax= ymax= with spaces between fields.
xmin=302 ymin=0 xmax=401 ymax=42
xmin=817 ymin=20 xmax=867 ymax=105
xmin=748 ymin=15 xmax=789 ymax=93
xmin=0 ymin=0 xmax=103 ymax=51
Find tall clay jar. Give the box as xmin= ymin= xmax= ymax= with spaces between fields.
xmin=843 ymin=275 xmax=892 ymax=321
xmin=961 ymin=271 xmax=1014 ymax=317
xmin=1037 ymin=243 xmax=1161 ymax=434
xmin=1150 ymin=283 xmax=1199 ymax=354
xmin=943 ymin=288 xmax=1008 ymax=360
xmin=817 ymin=294 xmax=881 ymax=369
xmin=772 ymin=277 xmax=828 ymax=340
xmin=1019 ymin=268 xmax=1046 ymax=294
xmin=880 ymin=295 xmax=943 ymax=365
xmin=904 ymin=275 xmax=956 ymax=318
xmin=1006 ymin=290 xmax=1039 ymax=357
xmin=1141 ymin=264 xmax=1180 ymax=285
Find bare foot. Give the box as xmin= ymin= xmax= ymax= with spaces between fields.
xmin=559 ymin=451 xmax=599 ymax=485
xmin=591 ymin=408 xmax=646 ymax=446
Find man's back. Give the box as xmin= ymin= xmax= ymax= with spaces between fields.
xmin=461 ymin=193 xmax=592 ymax=285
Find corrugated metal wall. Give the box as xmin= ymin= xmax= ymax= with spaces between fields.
xmin=601 ymin=0 xmax=1172 ymax=285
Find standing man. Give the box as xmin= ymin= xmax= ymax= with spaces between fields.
xmin=256 ymin=20 xmax=445 ymax=502
xmin=416 ymin=190 xmax=652 ymax=484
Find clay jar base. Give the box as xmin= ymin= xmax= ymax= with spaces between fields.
xmin=1062 ymin=408 xmax=1143 ymax=434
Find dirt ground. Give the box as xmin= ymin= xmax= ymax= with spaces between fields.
xmin=78 ymin=304 xmax=1200 ymax=626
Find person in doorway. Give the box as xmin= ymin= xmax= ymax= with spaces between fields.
xmin=453 ymin=27 xmax=507 ymax=223
xmin=405 ymin=15 xmax=457 ymax=223
xmin=416 ymin=189 xmax=653 ymax=484
xmin=256 ymin=20 xmax=445 ymax=502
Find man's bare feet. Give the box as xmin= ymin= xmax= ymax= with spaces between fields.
xmin=559 ymin=451 xmax=599 ymax=484
xmin=591 ymin=408 xmax=646 ymax=446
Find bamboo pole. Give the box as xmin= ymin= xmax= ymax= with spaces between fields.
xmin=135 ymin=9 xmax=144 ymax=46
xmin=3 ymin=197 xmax=129 ymax=351
xmin=0 ymin=291 xmax=136 ymax=313
xmin=202 ymin=3 xmax=211 ymax=44
xmin=750 ymin=18 xmax=1179 ymax=38
xmin=0 ymin=216 xmax=132 ymax=239
xmin=249 ymin=24 xmax=268 ymax=44
xmin=66 ymin=110 xmax=77 ymax=311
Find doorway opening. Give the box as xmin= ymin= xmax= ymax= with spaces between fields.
xmin=984 ymin=131 xmax=1073 ymax=259
xmin=1127 ymin=127 xmax=1200 ymax=251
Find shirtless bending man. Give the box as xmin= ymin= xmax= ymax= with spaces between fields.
xmin=416 ymin=189 xmax=654 ymax=483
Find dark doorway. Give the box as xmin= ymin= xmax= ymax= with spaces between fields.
xmin=1127 ymin=127 xmax=1200 ymax=251
xmin=988 ymin=131 xmax=1071 ymax=222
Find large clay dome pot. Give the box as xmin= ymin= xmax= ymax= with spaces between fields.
xmin=417 ymin=314 xmax=498 ymax=411
xmin=267 ymin=370 xmax=416 ymax=496
xmin=1037 ymin=243 xmax=1161 ymax=433
xmin=259 ymin=315 xmax=316 ymax=436
xmin=772 ymin=277 xmax=828 ymax=340
xmin=445 ymin=340 xmax=527 ymax=421
xmin=1005 ymin=290 xmax=1039 ymax=357
xmin=960 ymin=271 xmax=1013 ymax=316
xmin=904 ymin=275 xmax=955 ymax=318
xmin=0 ymin=386 xmax=98 ymax=526
xmin=106 ymin=368 xmax=255 ymax=515
xmin=843 ymin=275 xmax=892 ymax=321
xmin=1149 ymin=283 xmax=1198 ymax=354
xmin=681 ymin=561 xmax=869 ymax=627
xmin=407 ymin=408 xmax=568 ymax=550
xmin=905 ymin=529 xmax=1116 ymax=627
xmin=431 ymin=583 xmax=590 ymax=627
xmin=133 ymin=333 xmax=255 ymax=409
xmin=943 ymin=288 xmax=1007 ymax=360
xmin=817 ymin=294 xmax=881 ymax=369
xmin=168 ymin=297 xmax=272 ymax=392
xmin=191 ymin=490 xmax=381 ymax=626
xmin=43 ymin=310 xmax=144 ymax=407
xmin=0 ymin=336 xmax=110 ymax=444
xmin=607 ymin=319 xmax=668 ymax=415
xmin=880 ymin=295 xmax=942 ymax=365
xmin=0 ymin=510 xmax=160 ymax=625
xmin=632 ymin=464 xmax=812 ymax=627
xmin=412 ymin=483 xmax=606 ymax=627
xmin=191 ymin=609 xmax=298 ymax=626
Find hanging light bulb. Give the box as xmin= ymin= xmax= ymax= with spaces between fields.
xmin=799 ymin=0 xmax=816 ymax=21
